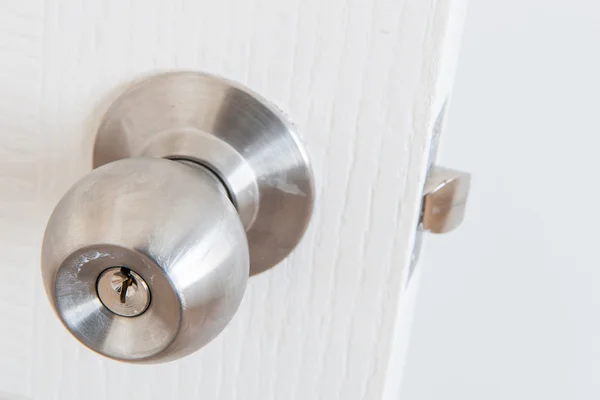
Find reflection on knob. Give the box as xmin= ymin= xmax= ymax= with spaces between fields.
xmin=42 ymin=158 xmax=248 ymax=362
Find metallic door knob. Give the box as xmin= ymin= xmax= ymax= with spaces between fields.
xmin=41 ymin=72 xmax=314 ymax=363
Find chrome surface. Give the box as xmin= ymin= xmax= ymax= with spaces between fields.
xmin=41 ymin=71 xmax=315 ymax=363
xmin=94 ymin=71 xmax=315 ymax=275
xmin=96 ymin=267 xmax=151 ymax=318
xmin=42 ymin=158 xmax=249 ymax=363
xmin=421 ymin=166 xmax=471 ymax=234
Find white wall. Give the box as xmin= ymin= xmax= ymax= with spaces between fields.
xmin=400 ymin=0 xmax=600 ymax=399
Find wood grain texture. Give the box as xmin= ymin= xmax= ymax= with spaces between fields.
xmin=0 ymin=0 xmax=464 ymax=398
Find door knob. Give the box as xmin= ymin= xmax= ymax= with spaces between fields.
xmin=41 ymin=72 xmax=314 ymax=363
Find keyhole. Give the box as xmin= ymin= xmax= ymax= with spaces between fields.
xmin=96 ymin=266 xmax=151 ymax=317
xmin=119 ymin=267 xmax=135 ymax=304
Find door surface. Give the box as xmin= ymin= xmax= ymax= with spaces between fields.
xmin=0 ymin=0 xmax=465 ymax=399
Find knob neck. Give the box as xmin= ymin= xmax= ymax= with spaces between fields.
xmin=138 ymin=130 xmax=259 ymax=231
xmin=174 ymin=158 xmax=237 ymax=210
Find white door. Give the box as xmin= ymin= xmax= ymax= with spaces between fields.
xmin=0 ymin=0 xmax=466 ymax=399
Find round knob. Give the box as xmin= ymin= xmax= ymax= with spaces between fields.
xmin=41 ymin=157 xmax=248 ymax=363
xmin=41 ymin=71 xmax=315 ymax=363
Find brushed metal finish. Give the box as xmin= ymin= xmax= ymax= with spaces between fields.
xmin=421 ymin=166 xmax=471 ymax=234
xmin=96 ymin=267 xmax=151 ymax=318
xmin=94 ymin=71 xmax=315 ymax=275
xmin=42 ymin=158 xmax=249 ymax=362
